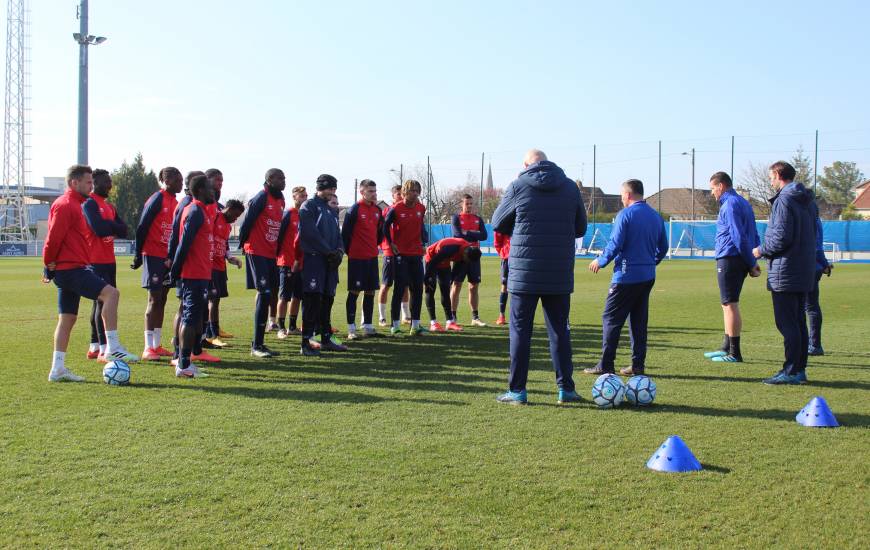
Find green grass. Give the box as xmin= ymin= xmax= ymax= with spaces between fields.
xmin=1 ymin=257 xmax=868 ymax=548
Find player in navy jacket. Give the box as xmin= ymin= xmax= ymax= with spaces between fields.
xmin=806 ymin=196 xmax=832 ymax=355
xmin=586 ymin=178 xmax=667 ymax=377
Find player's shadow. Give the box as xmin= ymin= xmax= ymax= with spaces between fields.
xmin=652 ymin=372 xmax=870 ymax=391
xmin=133 ymin=383 xmax=466 ymax=406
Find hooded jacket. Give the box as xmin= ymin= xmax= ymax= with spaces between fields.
xmin=491 ymin=161 xmax=586 ymax=294
xmin=759 ymin=182 xmax=816 ymax=293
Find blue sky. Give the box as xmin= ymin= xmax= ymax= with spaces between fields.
xmin=14 ymin=0 xmax=870 ymax=205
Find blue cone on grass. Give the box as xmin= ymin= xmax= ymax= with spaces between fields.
xmin=796 ymin=396 xmax=839 ymax=428
xmin=646 ymin=435 xmax=703 ymax=473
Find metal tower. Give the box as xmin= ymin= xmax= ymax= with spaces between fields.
xmin=2 ymin=0 xmax=30 ymax=242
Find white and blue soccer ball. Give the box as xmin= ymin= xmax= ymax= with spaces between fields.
xmin=591 ymin=373 xmax=625 ymax=409
xmin=625 ymin=375 xmax=656 ymax=406
xmin=103 ymin=360 xmax=131 ymax=386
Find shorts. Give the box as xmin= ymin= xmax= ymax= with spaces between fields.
xmin=245 ymin=254 xmax=278 ymax=293
xmin=394 ymin=255 xmax=423 ymax=289
xmin=180 ymin=279 xmax=209 ymax=326
xmin=279 ymin=266 xmax=304 ymax=301
xmin=142 ymin=255 xmax=169 ymax=291
xmin=717 ymin=256 xmax=749 ymax=304
xmin=210 ymin=269 xmax=228 ymax=299
xmin=347 ymin=257 xmax=379 ymax=292
xmin=53 ymin=267 xmax=108 ymax=315
xmin=302 ymin=253 xmax=339 ymax=296
xmin=92 ymin=262 xmax=117 ymax=287
xmin=500 ymin=258 xmax=509 ymax=285
xmin=381 ymin=255 xmax=396 ymax=286
xmin=451 ymin=257 xmax=481 ymax=284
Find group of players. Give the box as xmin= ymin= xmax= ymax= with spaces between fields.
xmin=42 ymin=165 xmax=507 ymax=381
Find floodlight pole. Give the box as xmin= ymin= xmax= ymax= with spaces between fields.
xmin=74 ymin=0 xmax=106 ymax=165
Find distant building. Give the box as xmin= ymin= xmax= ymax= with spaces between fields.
xmin=852 ymin=186 xmax=870 ymax=219
xmin=645 ymin=188 xmax=717 ymax=220
xmin=575 ymin=180 xmax=622 ymax=215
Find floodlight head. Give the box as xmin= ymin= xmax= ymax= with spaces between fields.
xmin=73 ymin=32 xmax=82 ymax=42
xmin=93 ymin=36 xmax=107 ymax=45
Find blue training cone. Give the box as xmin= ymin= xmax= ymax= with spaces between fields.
xmin=646 ymin=435 xmax=703 ymax=473
xmin=796 ymin=396 xmax=840 ymax=428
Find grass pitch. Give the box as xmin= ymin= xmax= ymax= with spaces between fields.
xmin=1 ymin=257 xmax=868 ymax=548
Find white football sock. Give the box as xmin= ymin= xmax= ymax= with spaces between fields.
xmin=145 ymin=330 xmax=154 ymax=349
xmin=378 ymin=303 xmax=387 ymax=320
xmin=88 ymin=342 xmax=99 ymax=353
xmin=348 ymin=323 xmax=356 ymax=333
xmin=50 ymin=351 xmax=66 ymax=374
xmin=401 ymin=302 xmax=411 ymax=319
xmin=99 ymin=344 xmax=107 ymax=356
xmin=153 ymin=327 xmax=162 ymax=347
xmin=105 ymin=330 xmax=122 ymax=352
xmin=411 ymin=320 xmax=420 ymax=329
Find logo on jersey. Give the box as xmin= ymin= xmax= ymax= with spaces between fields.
xmin=260 ymin=277 xmax=267 ymax=287
xmin=309 ymin=278 xmax=317 ymax=289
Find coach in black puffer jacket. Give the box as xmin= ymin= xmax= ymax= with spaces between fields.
xmin=490 ymin=150 xmax=586 ymax=403
xmin=758 ymin=181 xmax=816 ymax=293
xmin=753 ymin=161 xmax=815 ymax=384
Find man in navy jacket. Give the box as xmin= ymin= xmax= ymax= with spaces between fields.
xmin=752 ymin=161 xmax=816 ymax=385
xmin=806 ymin=197 xmax=833 ymax=355
xmin=491 ymin=150 xmax=587 ymax=405
xmin=704 ymin=171 xmax=761 ymax=363
xmin=585 ymin=179 xmax=668 ymax=377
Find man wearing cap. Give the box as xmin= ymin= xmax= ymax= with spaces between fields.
xmin=298 ymin=174 xmax=347 ymax=356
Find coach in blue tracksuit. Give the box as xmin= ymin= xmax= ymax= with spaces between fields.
xmin=752 ymin=161 xmax=816 ymax=385
xmin=806 ymin=196 xmax=833 ymax=356
xmin=704 ymin=171 xmax=761 ymax=363
xmin=585 ymin=178 xmax=668 ymax=377
xmin=491 ymin=149 xmax=587 ymax=405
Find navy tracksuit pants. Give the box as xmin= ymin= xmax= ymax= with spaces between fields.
xmin=596 ymin=279 xmax=655 ymax=373
xmin=772 ymin=291 xmax=809 ymax=375
xmin=805 ymin=270 xmax=823 ymax=349
xmin=508 ymin=292 xmax=574 ymax=392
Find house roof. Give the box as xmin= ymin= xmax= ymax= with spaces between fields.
xmin=853 ymin=187 xmax=870 ymax=210
xmin=645 ymin=187 xmax=718 ymax=219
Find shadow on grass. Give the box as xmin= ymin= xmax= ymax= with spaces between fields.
xmin=131 ymin=383 xmax=466 ymax=406
xmin=652 ymin=372 xmax=870 ymax=391
xmin=629 ymin=402 xmax=870 ymax=427
xmin=700 ymin=464 xmax=731 ymax=474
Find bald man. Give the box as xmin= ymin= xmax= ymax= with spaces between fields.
xmin=491 ymin=149 xmax=587 ymax=405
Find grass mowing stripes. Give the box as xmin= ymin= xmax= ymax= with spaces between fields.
xmin=0 ymin=257 xmax=867 ymax=547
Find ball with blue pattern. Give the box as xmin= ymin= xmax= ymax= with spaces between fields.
xmin=625 ymin=375 xmax=656 ymax=406
xmin=103 ymin=360 xmax=131 ymax=386
xmin=591 ymin=373 xmax=625 ymax=408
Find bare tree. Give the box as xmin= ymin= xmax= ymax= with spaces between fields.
xmin=389 ymin=163 xmax=451 ymax=224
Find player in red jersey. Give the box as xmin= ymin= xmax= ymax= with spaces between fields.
xmin=450 ymin=194 xmax=488 ymax=326
xmin=132 ymin=167 xmax=182 ymax=359
xmin=238 ymin=168 xmax=286 ymax=358
xmin=383 ymin=179 xmax=428 ymax=335
xmin=82 ymin=169 xmax=128 ymax=360
xmin=43 ymin=165 xmax=138 ymax=382
xmin=493 ymin=230 xmax=511 ymax=325
xmin=204 ymin=197 xmax=244 ymax=348
xmin=377 ymin=185 xmax=410 ymax=325
xmin=342 ymin=179 xmax=384 ymax=339
xmin=168 ymin=174 xmax=215 ymax=378
xmin=423 ymin=238 xmax=482 ymax=332
xmin=276 ymin=186 xmax=307 ymax=338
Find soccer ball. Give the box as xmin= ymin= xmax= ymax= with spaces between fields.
xmin=591 ymin=373 xmax=625 ymax=409
xmin=103 ymin=360 xmax=131 ymax=386
xmin=625 ymin=375 xmax=656 ymax=406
